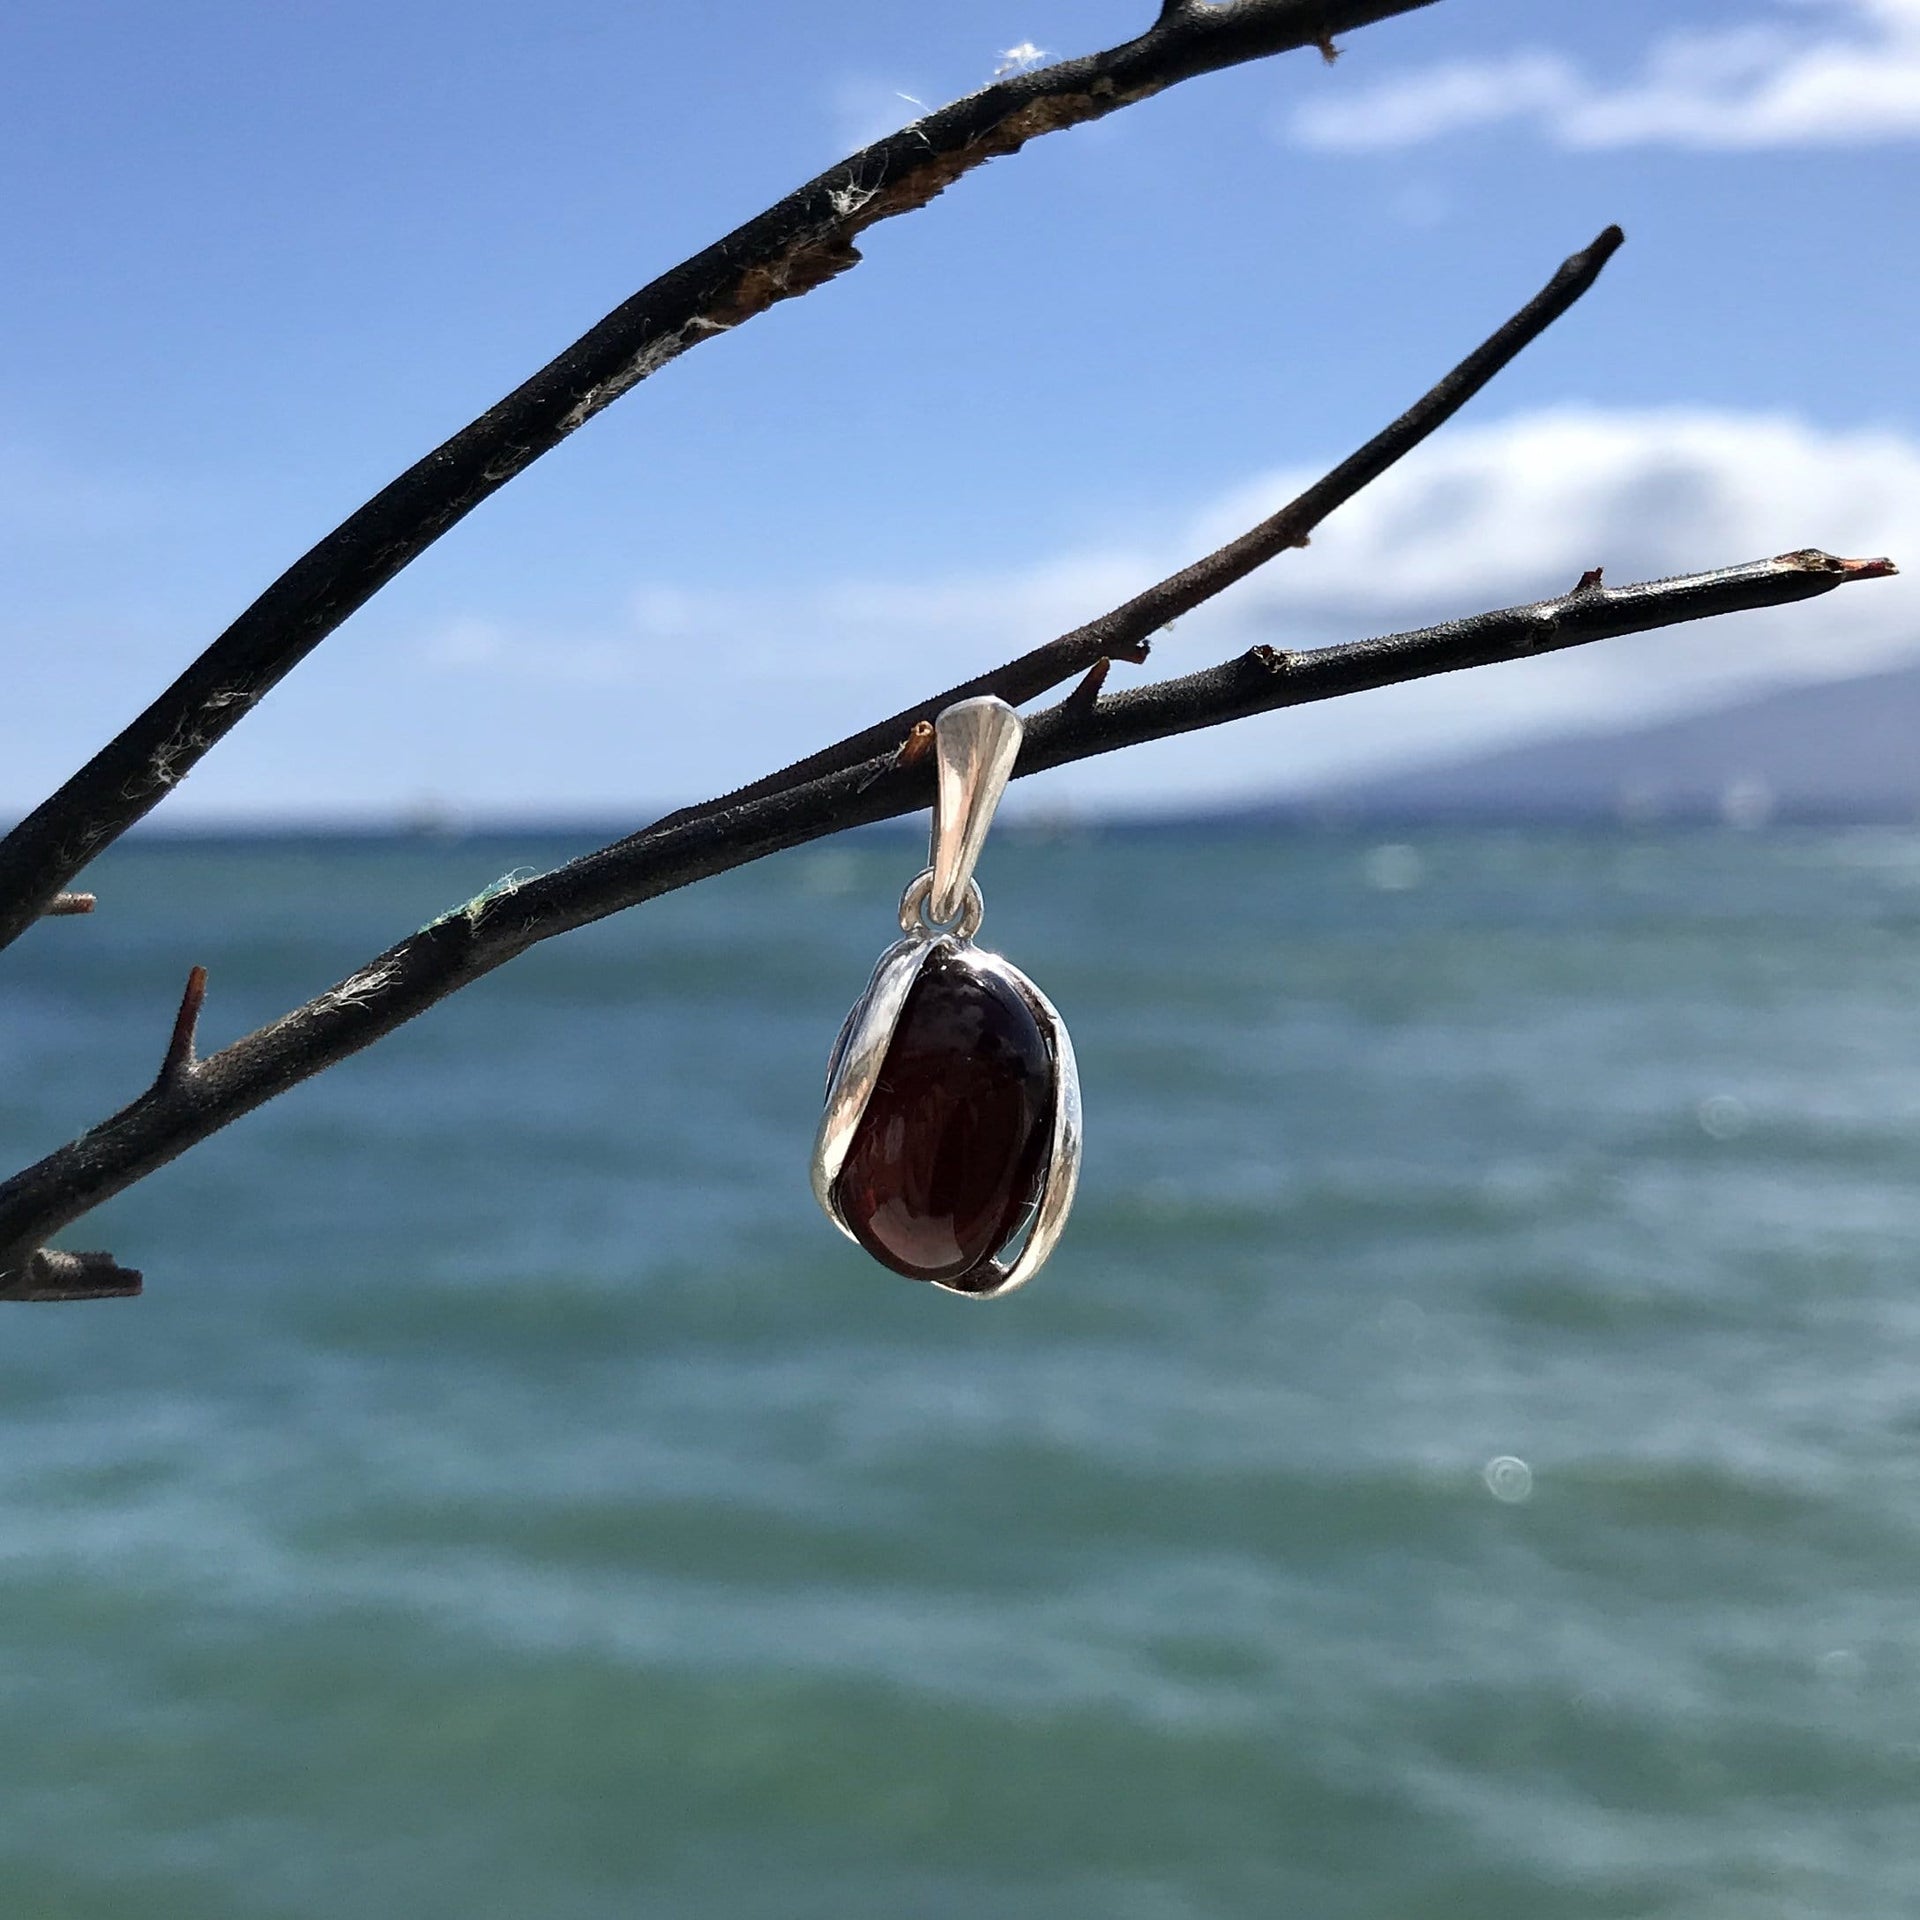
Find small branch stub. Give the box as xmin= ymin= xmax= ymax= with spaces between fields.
xmin=0 ymin=1246 xmax=143 ymax=1302
xmin=159 ymin=965 xmax=209 ymax=1089
xmin=1066 ymin=658 xmax=1113 ymax=713
xmin=47 ymin=893 xmax=96 ymax=917
xmin=13 ymin=1249 xmax=143 ymax=1302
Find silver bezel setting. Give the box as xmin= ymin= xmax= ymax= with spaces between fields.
xmin=810 ymin=926 xmax=1081 ymax=1300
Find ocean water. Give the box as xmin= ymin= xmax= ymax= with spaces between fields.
xmin=2 ymin=826 xmax=1919 ymax=1919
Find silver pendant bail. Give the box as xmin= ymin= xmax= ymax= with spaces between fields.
xmin=929 ymin=696 xmax=1023 ymax=925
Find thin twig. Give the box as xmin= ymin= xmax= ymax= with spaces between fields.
xmin=0 ymin=549 xmax=1892 ymax=1289
xmin=0 ymin=0 xmax=1439 ymax=953
xmin=641 ymin=225 xmax=1624 ymax=833
xmin=158 ymin=966 xmax=209 ymax=1090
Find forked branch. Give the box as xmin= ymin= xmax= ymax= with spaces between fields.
xmin=0 ymin=548 xmax=1893 ymax=1292
xmin=0 ymin=19 xmax=1895 ymax=1293
xmin=671 ymin=225 xmax=1626 ymax=823
xmin=0 ymin=0 xmax=1440 ymax=952
xmin=0 ymin=201 xmax=1898 ymax=1291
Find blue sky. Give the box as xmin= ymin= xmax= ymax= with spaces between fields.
xmin=2 ymin=0 xmax=1915 ymax=823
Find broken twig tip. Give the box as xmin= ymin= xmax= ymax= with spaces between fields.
xmin=1775 ymin=549 xmax=1898 ymax=580
xmin=47 ymin=892 xmax=97 ymax=917
xmin=8 ymin=1248 xmax=143 ymax=1303
xmin=895 ymin=721 xmax=936 ymax=769
xmin=1573 ymin=567 xmax=1605 ymax=594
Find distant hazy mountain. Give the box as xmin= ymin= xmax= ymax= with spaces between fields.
xmin=1285 ymin=658 xmax=1920 ymax=826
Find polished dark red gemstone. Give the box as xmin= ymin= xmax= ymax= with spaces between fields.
xmin=834 ymin=948 xmax=1055 ymax=1286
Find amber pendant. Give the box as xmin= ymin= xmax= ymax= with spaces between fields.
xmin=811 ymin=697 xmax=1081 ymax=1297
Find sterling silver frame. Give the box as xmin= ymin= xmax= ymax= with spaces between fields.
xmin=811 ymin=693 xmax=1081 ymax=1298
xmin=810 ymin=916 xmax=1082 ymax=1300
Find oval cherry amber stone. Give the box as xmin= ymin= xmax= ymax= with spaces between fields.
xmin=834 ymin=948 xmax=1055 ymax=1285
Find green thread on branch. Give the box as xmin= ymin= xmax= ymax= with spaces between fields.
xmin=423 ymin=868 xmax=538 ymax=934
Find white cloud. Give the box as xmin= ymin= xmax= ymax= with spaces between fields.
xmin=1291 ymin=0 xmax=1920 ymax=151
xmin=421 ymin=407 xmax=1917 ymax=811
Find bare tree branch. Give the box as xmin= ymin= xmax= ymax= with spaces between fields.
xmin=660 ymin=224 xmax=1625 ymax=829
xmin=0 ymin=22 xmax=1887 ymax=1299
xmin=0 ymin=549 xmax=1893 ymax=1290
xmin=0 ymin=0 xmax=1440 ymax=953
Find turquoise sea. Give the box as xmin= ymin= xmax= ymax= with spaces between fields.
xmin=3 ymin=826 xmax=1919 ymax=1918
